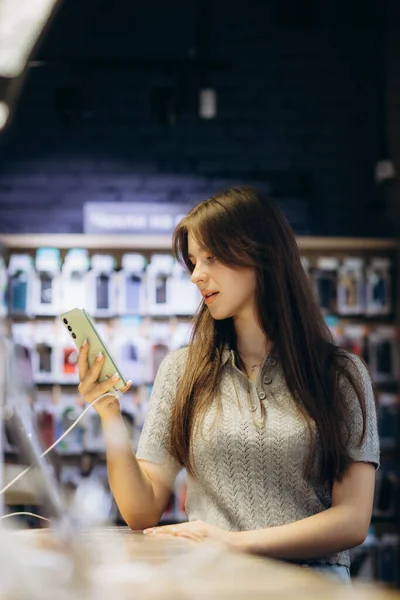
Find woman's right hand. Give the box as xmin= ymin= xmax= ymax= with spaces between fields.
xmin=77 ymin=339 xmax=132 ymax=419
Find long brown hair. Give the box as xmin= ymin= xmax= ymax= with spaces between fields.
xmin=170 ymin=186 xmax=367 ymax=483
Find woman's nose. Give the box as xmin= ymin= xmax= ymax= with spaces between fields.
xmin=191 ymin=263 xmax=207 ymax=284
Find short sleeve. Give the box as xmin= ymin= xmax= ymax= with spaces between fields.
xmin=340 ymin=354 xmax=380 ymax=469
xmin=136 ymin=349 xmax=185 ymax=474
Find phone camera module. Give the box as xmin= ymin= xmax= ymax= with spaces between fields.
xmin=72 ymin=333 xmax=76 ymax=339
xmin=68 ymin=326 xmax=72 ymax=331
xmin=63 ymin=319 xmax=68 ymax=324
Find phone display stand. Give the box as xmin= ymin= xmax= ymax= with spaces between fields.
xmin=0 ymin=256 xmax=7 ymax=318
xmin=117 ymin=253 xmax=147 ymax=315
xmin=61 ymin=248 xmax=90 ymax=312
xmin=33 ymin=248 xmax=62 ymax=316
xmin=87 ymin=254 xmax=118 ymax=317
xmin=337 ymin=258 xmax=365 ymax=315
xmin=312 ymin=257 xmax=339 ymax=314
xmin=146 ymin=254 xmax=174 ymax=315
xmin=7 ymin=254 xmax=35 ymax=316
xmin=366 ymin=258 xmax=392 ymax=316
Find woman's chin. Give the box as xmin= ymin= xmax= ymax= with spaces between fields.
xmin=208 ymin=307 xmax=234 ymax=321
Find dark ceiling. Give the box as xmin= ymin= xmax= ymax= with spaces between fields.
xmin=36 ymin=0 xmax=210 ymax=62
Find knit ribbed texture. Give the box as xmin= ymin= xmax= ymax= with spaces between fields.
xmin=136 ymin=347 xmax=380 ymax=567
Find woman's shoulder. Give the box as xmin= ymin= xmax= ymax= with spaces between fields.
xmin=336 ymin=349 xmax=371 ymax=383
xmin=166 ymin=345 xmax=189 ymax=364
xmin=158 ymin=346 xmax=189 ymax=378
xmin=334 ymin=350 xmax=374 ymax=408
xmin=150 ymin=347 xmax=190 ymax=398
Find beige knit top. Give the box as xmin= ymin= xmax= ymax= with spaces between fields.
xmin=136 ymin=347 xmax=380 ymax=567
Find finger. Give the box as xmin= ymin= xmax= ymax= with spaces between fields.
xmin=95 ymin=372 xmax=122 ymax=396
xmin=86 ymin=351 xmax=106 ymax=382
xmin=77 ymin=339 xmax=90 ymax=380
xmin=144 ymin=525 xmax=177 ymax=535
xmin=78 ymin=351 xmax=105 ymax=395
xmin=81 ymin=354 xmax=109 ymax=397
xmin=151 ymin=527 xmax=177 ymax=535
xmin=120 ymin=380 xmax=132 ymax=394
xmin=84 ymin=373 xmax=121 ymax=402
xmin=79 ymin=362 xmax=117 ymax=400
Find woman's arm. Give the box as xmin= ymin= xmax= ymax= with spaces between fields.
xmin=77 ymin=343 xmax=178 ymax=530
xmin=229 ymin=462 xmax=375 ymax=559
xmin=101 ymin=409 xmax=177 ymax=530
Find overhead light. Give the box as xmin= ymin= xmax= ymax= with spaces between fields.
xmin=0 ymin=0 xmax=61 ymax=78
xmin=0 ymin=102 xmax=10 ymax=131
xmin=0 ymin=0 xmax=62 ymax=132
xmin=375 ymin=159 xmax=396 ymax=183
xmin=199 ymin=88 xmax=217 ymax=120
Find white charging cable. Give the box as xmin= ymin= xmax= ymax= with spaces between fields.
xmin=1 ymin=512 xmax=50 ymax=522
xmin=0 ymin=391 xmax=121 ymax=497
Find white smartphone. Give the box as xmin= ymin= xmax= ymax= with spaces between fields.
xmin=60 ymin=307 xmax=127 ymax=392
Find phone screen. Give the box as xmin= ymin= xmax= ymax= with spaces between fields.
xmin=96 ymin=274 xmax=109 ymax=310
xmin=37 ymin=343 xmax=52 ymax=373
xmin=63 ymin=347 xmax=78 ymax=375
xmin=155 ymin=274 xmax=167 ymax=304
xmin=10 ymin=272 xmax=28 ymax=312
xmin=126 ymin=274 xmax=141 ymax=312
xmin=40 ymin=272 xmax=53 ymax=305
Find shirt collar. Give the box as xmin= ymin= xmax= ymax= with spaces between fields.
xmin=221 ymin=346 xmax=235 ymax=367
xmin=220 ymin=346 xmax=278 ymax=369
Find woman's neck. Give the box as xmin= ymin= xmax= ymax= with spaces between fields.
xmin=234 ymin=313 xmax=269 ymax=365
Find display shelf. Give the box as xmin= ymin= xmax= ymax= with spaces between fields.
xmin=35 ymin=379 xmax=80 ymax=386
xmin=51 ymin=452 xmax=107 ymax=464
xmin=8 ymin=312 xmax=398 ymax=323
xmin=1 ymin=233 xmax=399 ymax=587
xmin=325 ymin=314 xmax=396 ymax=323
xmin=372 ymin=515 xmax=400 ymax=525
xmin=0 ymin=234 xmax=174 ymax=251
xmin=298 ymin=237 xmax=400 ymax=251
xmin=0 ymin=233 xmax=399 ymax=252
xmin=10 ymin=313 xmax=195 ymax=321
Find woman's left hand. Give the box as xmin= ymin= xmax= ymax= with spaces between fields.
xmin=143 ymin=520 xmax=232 ymax=544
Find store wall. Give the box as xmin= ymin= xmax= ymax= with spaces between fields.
xmin=0 ymin=0 xmax=390 ymax=236
xmin=385 ymin=0 xmax=400 ymax=235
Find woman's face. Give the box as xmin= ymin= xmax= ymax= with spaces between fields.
xmin=188 ymin=233 xmax=257 ymax=321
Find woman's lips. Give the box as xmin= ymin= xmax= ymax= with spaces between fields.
xmin=204 ymin=292 xmax=219 ymax=305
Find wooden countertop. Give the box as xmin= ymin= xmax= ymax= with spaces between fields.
xmin=6 ymin=527 xmax=399 ymax=599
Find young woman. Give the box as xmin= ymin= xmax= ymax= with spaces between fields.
xmin=78 ymin=187 xmax=379 ymax=584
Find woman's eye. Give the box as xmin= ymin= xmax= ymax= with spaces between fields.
xmin=207 ymin=256 xmax=216 ymax=263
